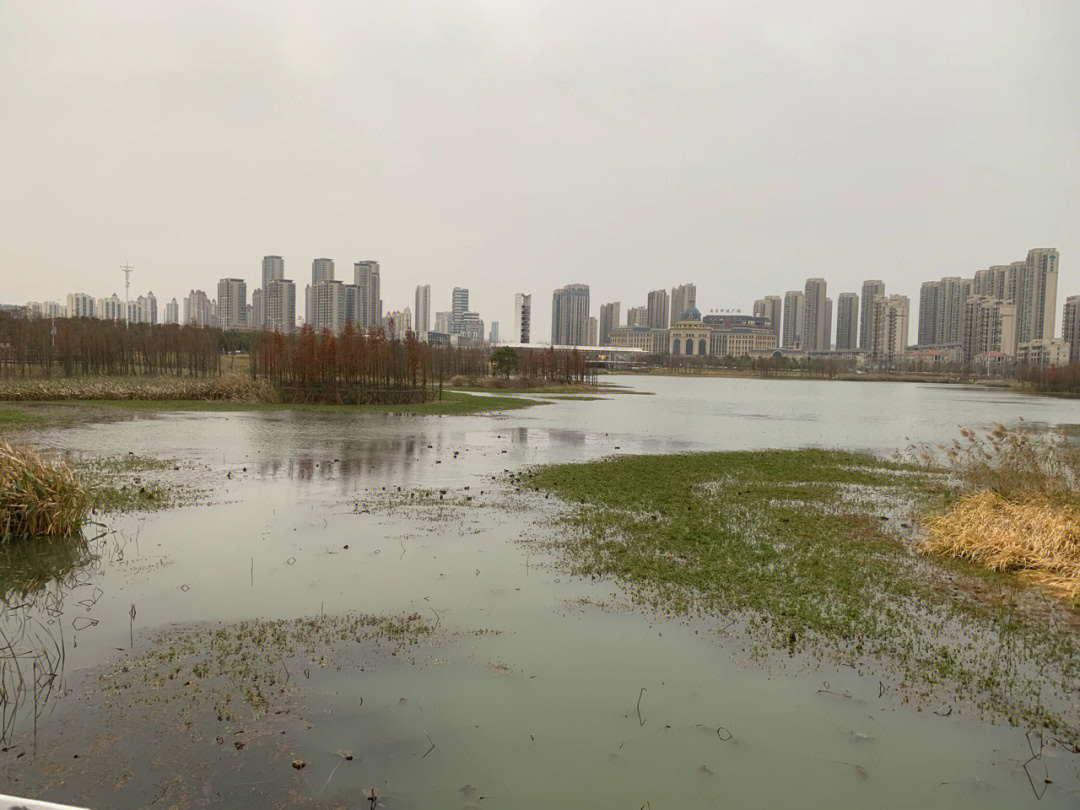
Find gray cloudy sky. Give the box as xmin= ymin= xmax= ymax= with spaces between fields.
xmin=2 ymin=1 xmax=1078 ymax=340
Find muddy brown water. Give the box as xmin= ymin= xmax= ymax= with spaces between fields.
xmin=3 ymin=377 xmax=1080 ymax=808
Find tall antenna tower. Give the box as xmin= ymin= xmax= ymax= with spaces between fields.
xmin=121 ymin=264 xmax=134 ymax=326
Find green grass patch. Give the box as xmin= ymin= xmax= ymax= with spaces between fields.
xmin=526 ymin=450 xmax=925 ymax=639
xmin=523 ymin=448 xmax=1080 ymax=733
xmin=65 ymin=390 xmax=538 ymax=416
xmin=0 ymin=404 xmax=49 ymax=431
xmin=73 ymin=454 xmax=207 ymax=513
xmin=0 ymin=391 xmax=541 ymax=430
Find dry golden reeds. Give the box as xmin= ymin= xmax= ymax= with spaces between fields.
xmin=0 ymin=442 xmax=90 ymax=539
xmin=918 ymin=424 xmax=1080 ymax=604
xmin=0 ymin=373 xmax=277 ymax=404
xmin=923 ymin=492 xmax=1080 ymax=602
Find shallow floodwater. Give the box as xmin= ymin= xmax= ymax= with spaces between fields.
xmin=3 ymin=377 xmax=1080 ymax=808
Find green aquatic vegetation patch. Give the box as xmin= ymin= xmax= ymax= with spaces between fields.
xmin=0 ymin=405 xmax=48 ymax=431
xmin=523 ymin=449 xmax=1080 ymax=734
xmin=74 ymin=454 xmax=209 ymax=513
xmin=102 ymin=612 xmax=440 ymax=722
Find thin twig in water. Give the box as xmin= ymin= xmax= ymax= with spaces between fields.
xmin=319 ymin=759 xmax=344 ymax=795
xmin=430 ymin=608 xmax=441 ymax=629
xmin=636 ymin=687 xmax=646 ymax=726
xmin=423 ymin=730 xmax=435 ymax=758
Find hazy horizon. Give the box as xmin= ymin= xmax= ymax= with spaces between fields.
xmin=3 ymin=1 xmax=1078 ymax=341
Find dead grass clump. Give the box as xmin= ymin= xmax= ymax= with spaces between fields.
xmin=0 ymin=441 xmax=90 ymax=538
xmin=0 ymin=374 xmax=278 ymax=404
xmin=922 ymin=492 xmax=1080 ymax=603
xmin=944 ymin=424 xmax=1080 ymax=503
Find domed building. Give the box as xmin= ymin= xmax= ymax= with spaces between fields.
xmin=669 ymin=306 xmax=711 ymax=356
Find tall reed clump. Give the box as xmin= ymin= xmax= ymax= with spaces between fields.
xmin=921 ymin=424 xmax=1080 ymax=604
xmin=0 ymin=441 xmax=90 ymax=539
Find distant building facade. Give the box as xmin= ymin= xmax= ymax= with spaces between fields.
xmin=217 ymin=278 xmax=247 ymax=330
xmin=513 ymin=293 xmax=532 ymax=343
xmin=414 ymin=284 xmax=431 ymax=335
xmin=551 ymin=284 xmax=590 ymax=346
xmin=835 ymin=292 xmax=858 ymax=351
xmin=859 ymin=280 xmax=885 ymax=350
xmin=782 ymin=290 xmax=805 ymax=349
xmin=647 ymin=289 xmax=669 ymax=329
xmin=598 ymin=302 xmax=620 ymax=346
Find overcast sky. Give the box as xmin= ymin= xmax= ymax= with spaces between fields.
xmin=2 ymin=1 xmax=1078 ymax=340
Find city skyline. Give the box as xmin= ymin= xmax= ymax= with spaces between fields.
xmin=3 ymin=3 xmax=1078 ymax=344
xmin=16 ymin=245 xmax=1075 ymax=351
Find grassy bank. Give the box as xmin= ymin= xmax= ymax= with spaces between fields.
xmin=0 ymin=390 xmax=541 ymax=433
xmin=523 ymin=448 xmax=1080 ymax=732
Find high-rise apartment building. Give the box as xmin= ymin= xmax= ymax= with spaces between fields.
xmin=265 ymin=279 xmax=296 ymax=334
xmin=934 ymin=277 xmax=973 ymax=347
xmin=263 ymin=256 xmax=284 ymax=290
xmin=184 ymin=290 xmax=214 ymax=326
xmin=586 ymin=316 xmax=598 ymax=347
xmin=343 ymin=284 xmax=361 ymax=326
xmin=835 ymin=293 xmax=858 ymax=351
xmin=354 ymin=261 xmax=381 ymax=329
xmin=434 ymin=311 xmax=452 ymax=334
xmin=973 ymin=264 xmax=1019 ymax=303
xmin=962 ymin=296 xmax=1017 ymax=362
xmin=513 ymin=294 xmax=532 ymax=343
xmin=311 ymin=279 xmax=345 ymax=333
xmin=647 ymin=289 xmax=669 ymax=329
xmin=1018 ymin=248 xmax=1059 ymax=344
xmin=598 ymin=302 xmax=620 ymax=345
xmin=753 ymin=296 xmax=782 ymax=339
xmin=859 ymin=280 xmax=885 ymax=350
xmin=871 ymin=295 xmax=910 ymax=366
xmin=824 ymin=297 xmax=833 ymax=351
xmin=414 ymin=284 xmax=431 ymax=335
xmin=312 ymin=258 xmax=334 ymax=285
xmin=1063 ymin=296 xmax=1080 ymax=366
xmin=489 ymin=321 xmax=499 ymax=344
xmin=251 ymin=289 xmax=264 ymax=329
xmin=217 ymin=278 xmax=247 ymax=330
xmin=627 ymin=306 xmax=649 ymax=327
xmin=551 ymin=284 xmax=590 ymax=346
xmin=451 ymin=287 xmax=469 ymax=335
xmin=164 ymin=298 xmax=179 ymax=325
xmin=458 ymin=311 xmax=484 ymax=341
xmin=781 ymin=290 xmax=805 ymax=349
xmin=802 ymin=278 xmax=828 ymax=352
xmin=917 ymin=281 xmax=940 ymax=346
xmin=66 ymin=293 xmax=95 ymax=319
xmin=385 ymin=308 xmax=411 ymax=340
xmin=669 ymin=284 xmax=696 ymax=325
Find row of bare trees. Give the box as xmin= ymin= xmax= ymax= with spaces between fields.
xmin=1017 ymin=364 xmax=1080 ymax=394
xmin=517 ymin=347 xmax=592 ymax=383
xmin=0 ymin=315 xmax=221 ymax=378
xmin=1 ymin=312 xmax=596 ymax=398
xmin=251 ymin=326 xmax=593 ymax=403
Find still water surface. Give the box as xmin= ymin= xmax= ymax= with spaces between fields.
xmin=3 ymin=377 xmax=1080 ymax=808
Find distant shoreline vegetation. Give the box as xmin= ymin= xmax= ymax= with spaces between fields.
xmin=610 ymin=363 xmax=1080 ymax=396
xmin=0 ymin=312 xmax=594 ymax=407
